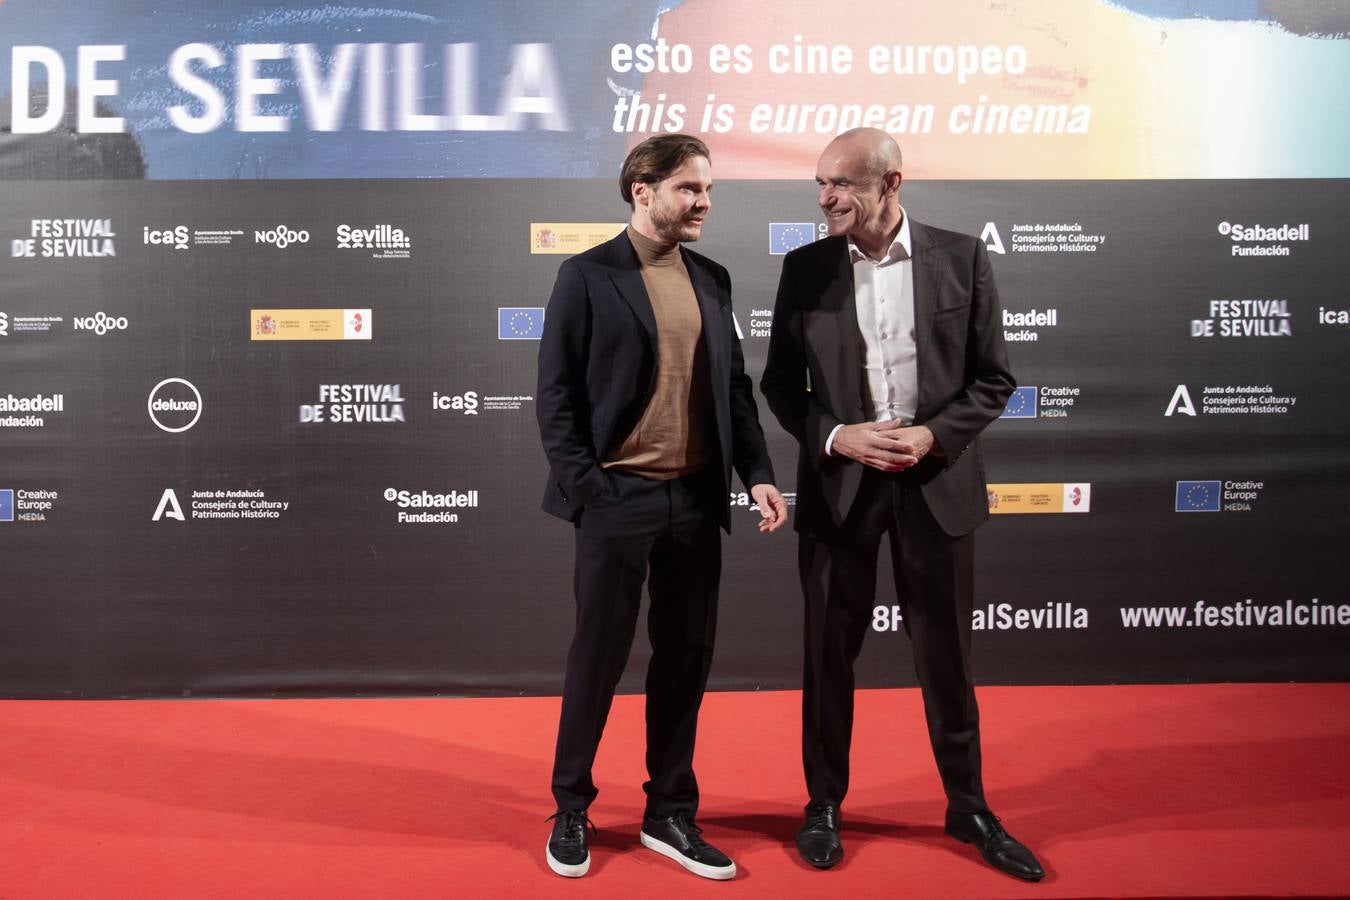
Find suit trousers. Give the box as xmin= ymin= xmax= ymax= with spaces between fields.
xmin=551 ymin=467 xmax=722 ymax=817
xmin=800 ymin=467 xmax=987 ymax=814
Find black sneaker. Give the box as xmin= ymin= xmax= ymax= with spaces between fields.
xmin=640 ymin=813 xmax=736 ymax=880
xmin=546 ymin=809 xmax=595 ymax=878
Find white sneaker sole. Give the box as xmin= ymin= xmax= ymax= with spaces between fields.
xmin=639 ymin=831 xmax=736 ymax=881
xmin=546 ymin=843 xmax=590 ymax=878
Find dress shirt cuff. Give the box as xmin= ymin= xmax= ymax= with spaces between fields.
xmin=824 ymin=423 xmax=844 ymax=457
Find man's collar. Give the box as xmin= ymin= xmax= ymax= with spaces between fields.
xmin=848 ymin=206 xmax=910 ymax=265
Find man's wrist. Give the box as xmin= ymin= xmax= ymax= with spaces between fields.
xmin=824 ymin=423 xmax=844 ymax=457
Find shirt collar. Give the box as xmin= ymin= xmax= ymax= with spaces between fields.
xmin=848 ymin=206 xmax=911 ymax=265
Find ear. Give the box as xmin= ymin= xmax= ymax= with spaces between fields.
xmin=632 ymin=180 xmax=652 ymax=209
xmin=883 ymin=170 xmax=903 ymax=197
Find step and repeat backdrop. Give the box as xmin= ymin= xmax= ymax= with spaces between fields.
xmin=1 ymin=1 xmax=1347 ymax=696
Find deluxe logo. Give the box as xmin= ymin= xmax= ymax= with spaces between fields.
xmin=147 ymin=378 xmax=203 ymax=433
xmin=0 ymin=312 xmax=7 ymax=336
xmin=12 ymin=218 xmax=116 ymax=259
xmin=72 ymin=312 xmax=129 ymax=335
xmin=143 ymin=226 xmax=189 ymax=250
xmin=1218 ymin=220 xmax=1309 ymax=257
xmin=254 ymin=226 xmax=310 ymax=248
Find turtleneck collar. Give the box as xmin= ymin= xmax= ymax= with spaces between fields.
xmin=627 ymin=224 xmax=682 ymax=267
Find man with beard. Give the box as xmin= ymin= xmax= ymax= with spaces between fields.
xmin=537 ymin=133 xmax=787 ymax=880
xmin=761 ymin=128 xmax=1043 ymax=881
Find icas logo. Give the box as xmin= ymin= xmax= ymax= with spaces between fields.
xmin=148 ymin=378 xmax=202 ymax=433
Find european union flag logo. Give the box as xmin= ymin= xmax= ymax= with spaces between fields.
xmin=1001 ymin=386 xmax=1038 ymax=418
xmin=0 ymin=489 xmax=13 ymax=523
xmin=498 ymin=307 xmax=544 ymax=340
xmin=770 ymin=223 xmax=816 ymax=255
xmin=1175 ymin=480 xmax=1221 ymax=512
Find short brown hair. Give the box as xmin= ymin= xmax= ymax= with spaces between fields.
xmin=619 ymin=134 xmax=710 ymax=206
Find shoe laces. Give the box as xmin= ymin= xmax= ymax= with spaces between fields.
xmin=672 ymin=813 xmax=713 ymax=850
xmin=547 ymin=809 xmax=596 ymax=846
xmin=804 ymin=803 xmax=838 ymax=830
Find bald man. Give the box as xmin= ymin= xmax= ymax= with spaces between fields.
xmin=761 ymin=129 xmax=1043 ymax=881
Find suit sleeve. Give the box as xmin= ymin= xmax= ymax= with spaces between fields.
xmin=761 ymin=251 xmax=844 ymax=462
xmin=535 ymin=259 xmax=609 ymax=509
xmin=721 ymin=267 xmax=777 ymax=491
xmin=923 ymin=239 xmax=1015 ymax=462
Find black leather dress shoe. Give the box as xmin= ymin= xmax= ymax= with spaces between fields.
xmin=795 ymin=802 xmax=843 ymax=869
xmin=944 ymin=810 xmax=1044 ymax=882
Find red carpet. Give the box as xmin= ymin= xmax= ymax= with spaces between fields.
xmin=1 ymin=684 xmax=1348 ymax=898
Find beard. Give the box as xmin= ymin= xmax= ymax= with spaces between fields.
xmin=649 ymin=196 xmax=703 ymax=243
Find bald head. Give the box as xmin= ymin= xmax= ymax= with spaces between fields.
xmin=815 ymin=128 xmax=904 ymax=259
xmin=825 ymin=127 xmax=903 ymax=180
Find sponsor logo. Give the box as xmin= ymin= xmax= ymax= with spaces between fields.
xmin=1001 ymin=386 xmax=1037 ymax=418
xmin=999 ymin=385 xmax=1079 ymax=420
xmin=1167 ymin=384 xmax=1296 ymax=417
xmin=872 ymin=601 xmax=1089 ymax=632
xmin=336 ymin=224 xmax=410 ymax=259
xmin=147 ymin=378 xmax=202 ymax=433
xmin=143 ymin=225 xmax=190 ymax=251
xmin=0 ymin=488 xmax=59 ymax=524
xmin=72 ymin=312 xmax=129 ymax=336
xmin=1175 ymin=479 xmax=1263 ymax=513
xmin=987 ymin=483 xmax=1091 ymax=514
xmin=143 ymin=226 xmax=245 ymax=249
xmin=746 ymin=307 xmax=773 ymax=338
xmin=1318 ymin=305 xmax=1349 ymax=327
xmin=769 ymin=222 xmax=819 ymax=255
xmin=1003 ymin=307 xmax=1058 ymax=343
xmin=1174 ymin=480 xmax=1221 ymax=512
xmin=730 ymin=490 xmax=798 ymax=510
xmin=0 ymin=314 xmax=62 ymax=335
xmin=383 ymin=487 xmax=479 ymax=524
xmin=980 ymin=222 xmax=1005 ymax=255
xmin=999 ymin=221 xmax=1107 ymax=254
xmin=254 ymin=226 xmax=311 ymax=249
xmin=498 ymin=307 xmax=545 ymax=340
xmin=155 ymin=487 xmax=291 ymax=521
xmin=250 ymin=309 xmax=373 ymax=341
xmin=153 ymin=489 xmax=185 ymax=522
xmin=0 ymin=392 xmax=64 ymax=428
xmin=1191 ymin=298 xmax=1292 ymax=338
xmin=529 ymin=223 xmax=625 ymax=255
xmin=11 ymin=218 xmax=116 ymax=259
xmin=300 ymin=384 xmax=405 ymax=424
xmin=432 ymin=390 xmax=535 ymax=415
xmin=1218 ymin=220 xmax=1309 ymax=257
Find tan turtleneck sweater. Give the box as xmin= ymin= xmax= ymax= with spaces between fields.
xmin=603 ymin=226 xmax=714 ymax=479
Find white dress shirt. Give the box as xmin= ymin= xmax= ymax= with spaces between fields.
xmin=826 ymin=208 xmax=917 ymax=455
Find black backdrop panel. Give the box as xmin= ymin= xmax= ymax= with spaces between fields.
xmin=1 ymin=178 xmax=1346 ymax=696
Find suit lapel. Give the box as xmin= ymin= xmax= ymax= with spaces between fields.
xmin=825 ymin=240 xmax=866 ymax=424
xmin=608 ymin=232 xmax=658 ymax=346
xmin=909 ymin=220 xmax=940 ymax=406
xmin=685 ymin=250 xmax=727 ymax=390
